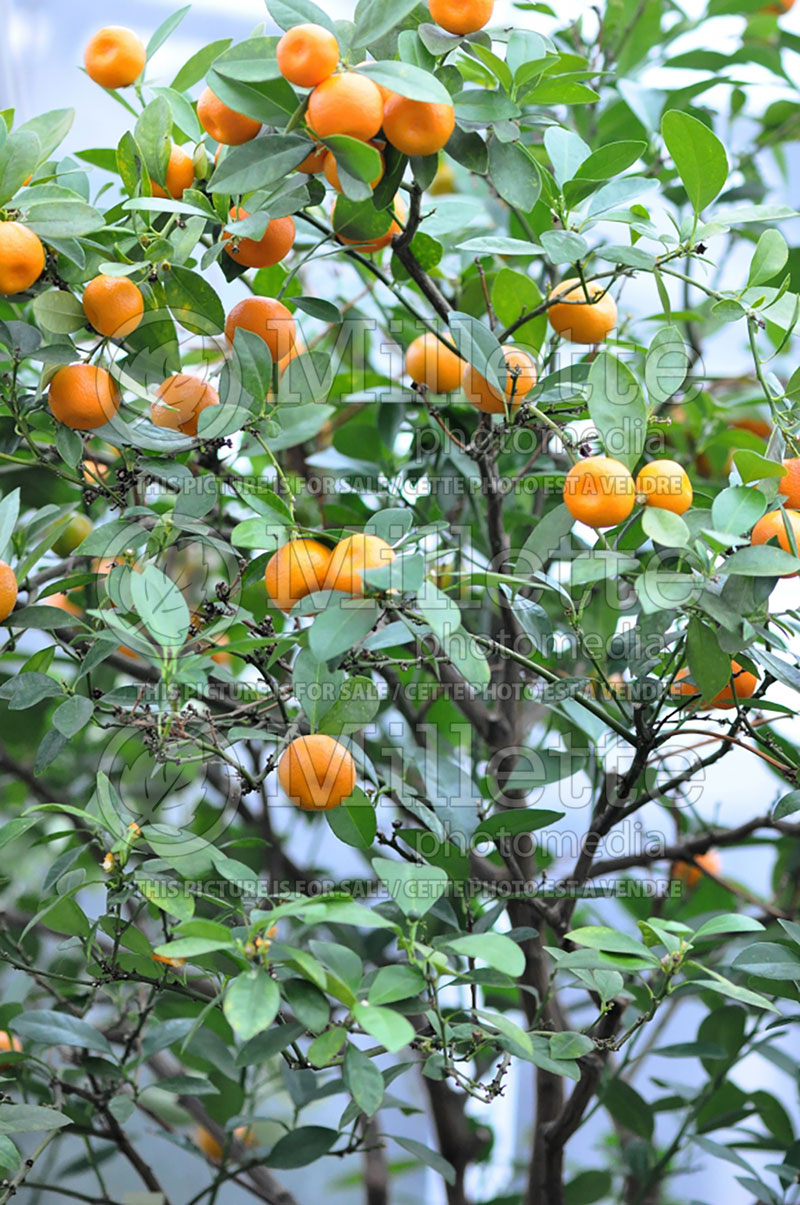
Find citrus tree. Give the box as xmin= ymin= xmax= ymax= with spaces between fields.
xmin=1 ymin=1 xmax=800 ymax=1203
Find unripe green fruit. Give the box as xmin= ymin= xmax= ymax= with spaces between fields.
xmin=54 ymin=514 xmax=92 ymax=557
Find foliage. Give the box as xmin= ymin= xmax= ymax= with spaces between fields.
xmin=0 ymin=1 xmax=799 ymax=1203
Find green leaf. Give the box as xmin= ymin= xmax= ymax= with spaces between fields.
xmin=748 ymin=228 xmax=788 ymax=287
xmin=488 ymin=139 xmax=540 ymax=210
xmin=731 ymin=942 xmax=800 ymax=980
xmin=394 ymin=1136 xmax=455 ymax=1185
xmin=12 ymin=1011 xmax=111 ymax=1053
xmin=661 ymin=110 xmax=728 ymax=213
xmin=641 ymin=507 xmax=690 ymax=548
xmin=343 ymin=1042 xmax=384 ymax=1116
xmin=444 ymin=933 xmax=525 ymax=978
xmin=308 ymin=598 xmax=380 ymax=662
xmin=0 ymin=1105 xmax=71 ymax=1135
xmin=137 ymin=876 xmax=195 ymax=921
xmin=565 ymin=927 xmax=660 ymax=963
xmin=356 ymin=61 xmax=451 ymax=104
xmin=473 ymin=809 xmax=564 ymax=842
xmin=130 ymin=564 xmax=191 ymax=649
xmin=417 ymin=577 xmax=461 ymax=642
xmin=16 ymin=109 xmax=74 ymax=165
xmin=135 ymin=95 xmax=172 ymax=183
xmin=550 ymin=1031 xmax=595 ymax=1059
xmin=209 ymin=133 xmax=310 ymax=193
xmin=368 ymin=964 xmax=426 ymax=1005
xmin=32 ymin=289 xmax=86 ymax=335
xmin=267 ymin=1126 xmax=338 ymax=1168
xmin=773 ymin=790 xmax=800 ymax=821
xmin=574 ymin=140 xmax=647 ymax=181
xmin=23 ymin=198 xmax=105 ymax=238
xmin=52 ymin=695 xmax=93 ymax=738
xmin=146 ymin=5 xmax=190 ymax=58
xmin=711 ymin=486 xmax=767 ymax=535
xmin=223 ymin=970 xmax=280 ymax=1041
xmin=544 ymin=126 xmax=590 ymax=189
xmin=352 ymin=0 xmax=420 ymax=46
xmin=0 ymin=1136 xmax=20 ymax=1173
xmin=163 ymin=265 xmax=225 ymax=335
xmin=587 ymin=353 xmax=647 ymax=470
xmin=0 ymin=130 xmax=40 ymax=205
xmin=151 ymin=936 xmax=232 ymax=959
xmin=352 ymin=1001 xmax=415 ymax=1052
xmin=601 ymin=1079 xmax=653 ymax=1139
xmin=326 ymin=786 xmax=377 ymax=850
xmin=372 ymin=856 xmax=448 ymax=919
xmin=307 ymin=1026 xmax=347 ymax=1067
xmin=645 ymin=325 xmax=689 ymax=404
xmin=693 ymin=914 xmax=765 ymax=939
xmin=268 ymin=0 xmax=336 ymax=32
xmin=0 ymin=488 xmax=19 ymax=561
xmin=720 ymin=545 xmax=800 ymax=577
xmin=686 ymin=617 xmax=732 ymax=701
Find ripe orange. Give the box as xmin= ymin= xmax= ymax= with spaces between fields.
xmin=635 ymin=459 xmax=693 ymax=515
xmin=151 ymin=375 xmax=220 ymax=437
xmin=307 ymin=72 xmax=384 ymax=141
xmin=83 ymin=458 xmax=110 ymax=484
xmin=778 ymin=458 xmax=800 ymax=508
xmin=429 ymin=0 xmax=494 ymax=33
xmin=671 ymin=850 xmax=721 ymax=890
xmin=324 ymin=533 xmax=396 ymax=595
xmin=0 ymin=222 xmax=45 ymax=295
xmin=222 ymin=207 xmax=296 ymax=268
xmin=151 ymin=145 xmax=195 ymax=198
xmin=195 ymin=1126 xmax=224 ymax=1163
xmin=276 ymin=23 xmax=339 ymax=88
xmin=462 ymin=345 xmax=537 ymax=415
xmin=297 ymin=143 xmax=328 ymax=173
xmin=750 ymin=508 xmax=800 ymax=572
xmin=336 ymin=195 xmax=405 ymax=253
xmin=277 ymin=734 xmax=357 ymax=811
xmin=0 ymin=1031 xmax=22 ymax=1068
xmin=405 ymin=332 xmax=463 ymax=394
xmin=381 ymin=95 xmax=456 ymax=157
xmin=563 ymin=455 xmax=636 ymax=529
xmin=732 ymin=416 xmax=771 ymax=439
xmin=48 ymin=364 xmax=121 ymax=430
xmin=278 ymin=341 xmax=304 ymax=375
xmin=84 ymin=26 xmax=146 ymax=89
xmin=264 ymin=538 xmax=332 ymax=612
xmin=0 ymin=562 xmax=18 ymax=623
xmin=323 ymin=146 xmax=384 ymax=193
xmin=225 ymin=297 xmax=297 ymax=363
xmin=672 ymin=660 xmax=758 ymax=709
xmin=197 ymin=88 xmax=261 ymax=145
xmin=48 ymin=592 xmax=83 ymax=619
xmin=82 ymin=275 xmax=144 ymax=339
xmin=54 ymin=514 xmax=92 ymax=556
xmin=548 ymin=278 xmax=618 ymax=344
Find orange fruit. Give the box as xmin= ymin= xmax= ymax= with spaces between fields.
xmin=278 ymin=341 xmax=304 ymax=375
xmin=0 ymin=222 xmax=45 ymax=295
xmin=750 ymin=508 xmax=800 ymax=572
xmin=297 ymin=143 xmax=328 ymax=173
xmin=48 ymin=592 xmax=83 ymax=619
xmin=671 ymin=850 xmax=721 ymax=890
xmin=54 ymin=514 xmax=92 ymax=556
xmin=563 ymin=455 xmax=636 ymax=529
xmin=462 ymin=345 xmax=537 ymax=415
xmin=324 ymin=533 xmax=396 ymax=595
xmin=150 ymin=145 xmax=195 ymax=198
xmin=306 ymin=72 xmax=384 ymax=141
xmin=264 ymin=538 xmax=331 ymax=612
xmin=548 ymin=278 xmax=618 ymax=344
xmin=276 ymin=23 xmax=339 ymax=88
xmin=430 ymin=160 xmax=456 ymax=194
xmin=222 ymin=207 xmax=296 ymax=268
xmin=197 ymin=88 xmax=261 ymax=145
xmin=48 ymin=364 xmax=121 ymax=430
xmin=0 ymin=562 xmax=18 ymax=622
xmin=381 ymin=95 xmax=456 ymax=157
xmin=0 ymin=1031 xmax=22 ymax=1068
xmin=209 ymin=633 xmax=231 ymax=666
xmin=195 ymin=1126 xmax=224 ymax=1163
xmin=323 ymin=146 xmax=384 ymax=193
xmin=84 ymin=26 xmax=146 ymax=89
xmin=83 ymin=458 xmax=110 ymax=484
xmin=635 ymin=459 xmax=693 ymax=515
xmin=225 ymin=297 xmax=297 ymax=363
xmin=778 ymin=458 xmax=800 ymax=508
xmin=405 ymin=332 xmax=463 ymax=394
xmin=82 ymin=274 xmax=144 ymax=339
xmin=672 ymin=660 xmax=758 ymax=710
xmin=732 ymin=416 xmax=771 ymax=439
xmin=429 ymin=0 xmax=494 ymax=33
xmin=277 ymin=734 xmax=356 ymax=811
xmin=152 ymin=952 xmax=186 ymax=969
xmin=336 ymin=195 xmax=405 ymax=253
xmin=151 ymin=374 xmax=220 ymax=437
